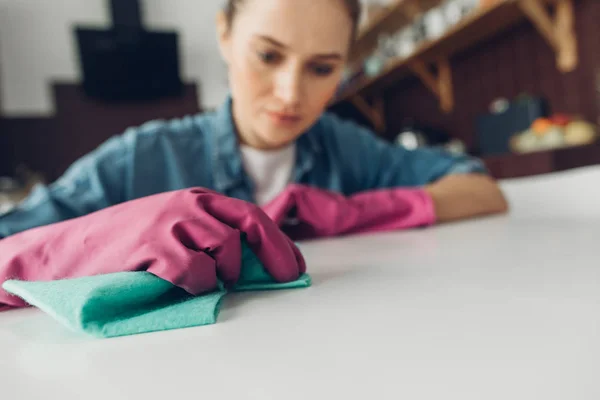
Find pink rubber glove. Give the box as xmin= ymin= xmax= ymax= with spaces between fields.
xmin=0 ymin=188 xmax=305 ymax=310
xmin=262 ymin=184 xmax=437 ymax=241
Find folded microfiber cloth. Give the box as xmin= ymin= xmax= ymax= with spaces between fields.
xmin=0 ymin=187 xmax=306 ymax=310
xmin=2 ymin=241 xmax=311 ymax=339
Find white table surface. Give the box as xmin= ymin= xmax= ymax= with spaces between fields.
xmin=2 ymin=166 xmax=599 ymax=400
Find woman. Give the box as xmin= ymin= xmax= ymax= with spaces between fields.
xmin=0 ymin=0 xmax=507 ymax=239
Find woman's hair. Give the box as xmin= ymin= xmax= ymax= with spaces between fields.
xmin=223 ymin=0 xmax=362 ymax=41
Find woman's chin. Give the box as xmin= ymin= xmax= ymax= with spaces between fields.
xmin=259 ymin=135 xmax=297 ymax=150
xmin=255 ymin=124 xmax=302 ymax=149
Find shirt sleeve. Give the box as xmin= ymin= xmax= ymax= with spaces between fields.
xmin=323 ymin=114 xmax=488 ymax=193
xmin=0 ymin=134 xmax=131 ymax=239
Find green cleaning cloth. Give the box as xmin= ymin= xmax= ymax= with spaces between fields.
xmin=2 ymin=242 xmax=311 ymax=338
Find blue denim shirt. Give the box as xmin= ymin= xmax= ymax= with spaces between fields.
xmin=0 ymin=97 xmax=486 ymax=238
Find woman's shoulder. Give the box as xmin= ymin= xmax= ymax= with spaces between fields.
xmin=125 ymin=110 xmax=220 ymax=141
xmin=310 ymin=112 xmax=381 ymax=150
xmin=315 ymin=112 xmax=378 ymax=137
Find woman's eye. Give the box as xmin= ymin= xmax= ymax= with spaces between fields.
xmin=312 ymin=64 xmax=334 ymax=76
xmin=258 ymin=51 xmax=280 ymax=64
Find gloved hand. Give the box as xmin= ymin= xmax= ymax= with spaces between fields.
xmin=0 ymin=188 xmax=306 ymax=309
xmin=262 ymin=184 xmax=437 ymax=241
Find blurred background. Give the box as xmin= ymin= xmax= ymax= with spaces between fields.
xmin=0 ymin=0 xmax=598 ymax=208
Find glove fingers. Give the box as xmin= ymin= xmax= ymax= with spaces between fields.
xmin=199 ymin=194 xmax=304 ymax=283
xmin=143 ymin=246 xmax=219 ymax=295
xmin=168 ymin=217 xmax=242 ymax=288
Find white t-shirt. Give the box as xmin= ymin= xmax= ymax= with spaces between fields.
xmin=239 ymin=143 xmax=296 ymax=206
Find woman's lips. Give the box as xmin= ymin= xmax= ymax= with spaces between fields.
xmin=266 ymin=111 xmax=302 ymax=126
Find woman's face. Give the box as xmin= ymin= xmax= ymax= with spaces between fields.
xmin=217 ymin=0 xmax=353 ymax=149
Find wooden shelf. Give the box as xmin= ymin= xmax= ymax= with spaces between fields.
xmin=334 ymin=0 xmax=578 ymax=117
xmin=483 ymin=141 xmax=600 ymax=179
xmin=350 ymin=0 xmax=445 ymax=68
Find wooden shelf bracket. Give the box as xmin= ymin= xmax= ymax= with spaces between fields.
xmin=350 ymin=95 xmax=386 ymax=132
xmin=409 ymin=59 xmax=454 ymax=113
xmin=518 ymin=0 xmax=578 ymax=72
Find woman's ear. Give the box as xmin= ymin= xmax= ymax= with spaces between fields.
xmin=216 ymin=11 xmax=232 ymax=64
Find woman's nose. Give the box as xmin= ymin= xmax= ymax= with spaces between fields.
xmin=274 ymin=66 xmax=302 ymax=108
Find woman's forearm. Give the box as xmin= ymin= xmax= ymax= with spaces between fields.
xmin=424 ymin=174 xmax=509 ymax=223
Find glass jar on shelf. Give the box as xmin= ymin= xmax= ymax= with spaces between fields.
xmin=364 ymin=32 xmax=398 ymax=77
